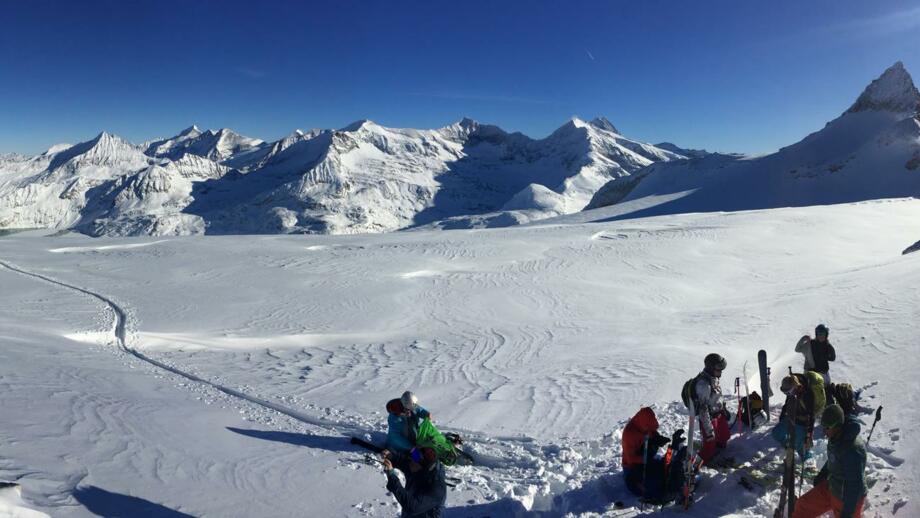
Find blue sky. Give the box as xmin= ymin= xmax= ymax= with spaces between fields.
xmin=1 ymin=0 xmax=919 ymax=155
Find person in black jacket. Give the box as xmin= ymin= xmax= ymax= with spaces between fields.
xmin=795 ymin=324 xmax=837 ymax=401
xmin=382 ymin=446 xmax=446 ymax=518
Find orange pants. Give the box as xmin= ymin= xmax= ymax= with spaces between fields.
xmin=792 ymin=480 xmax=864 ymax=518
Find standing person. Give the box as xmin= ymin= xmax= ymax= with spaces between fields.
xmin=792 ymin=405 xmax=867 ymax=518
xmin=694 ymin=354 xmax=731 ymax=464
xmin=620 ymin=407 xmax=686 ymax=502
xmin=381 ymin=446 xmax=446 ymax=518
xmin=387 ymin=391 xmax=431 ymax=454
xmin=771 ymin=372 xmax=826 ymax=460
xmin=795 ymin=324 xmax=836 ymax=399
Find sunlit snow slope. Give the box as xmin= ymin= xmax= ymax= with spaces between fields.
xmin=1 ymin=198 xmax=918 ymax=516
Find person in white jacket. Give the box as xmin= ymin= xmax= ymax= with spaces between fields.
xmin=694 ymin=353 xmax=731 ymax=464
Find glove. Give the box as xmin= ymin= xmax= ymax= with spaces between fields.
xmin=671 ymin=429 xmax=686 ymax=448
xmin=649 ymin=432 xmax=670 ymax=450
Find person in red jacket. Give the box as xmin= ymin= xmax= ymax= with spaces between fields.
xmin=621 ymin=407 xmax=686 ymax=502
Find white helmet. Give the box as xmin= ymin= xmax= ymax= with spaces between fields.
xmin=401 ymin=391 xmax=418 ymax=411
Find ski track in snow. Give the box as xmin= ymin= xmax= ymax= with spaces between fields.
xmin=0 ymin=201 xmax=916 ymax=516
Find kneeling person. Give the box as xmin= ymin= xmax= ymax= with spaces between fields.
xmin=621 ymin=407 xmax=686 ymax=502
xmin=382 ymin=446 xmax=446 ymax=518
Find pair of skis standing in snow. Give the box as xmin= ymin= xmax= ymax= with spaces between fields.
xmin=623 ymin=324 xmax=871 ymax=518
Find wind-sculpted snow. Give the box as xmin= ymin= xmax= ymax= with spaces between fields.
xmin=588 ymin=62 xmax=920 ymax=220
xmin=0 ymin=117 xmax=687 ymax=236
xmin=1 ymin=200 xmax=918 ymax=516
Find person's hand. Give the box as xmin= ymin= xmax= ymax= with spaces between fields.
xmin=702 ymin=428 xmax=715 ymax=442
xmin=671 ymin=429 xmax=686 ymax=448
xmin=382 ymin=458 xmax=393 ymax=472
xmin=381 ymin=449 xmax=391 ymax=459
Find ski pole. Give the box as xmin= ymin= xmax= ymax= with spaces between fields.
xmin=641 ymin=435 xmax=649 ymax=508
xmin=735 ymin=377 xmax=743 ymax=433
xmin=866 ymin=406 xmax=883 ymax=447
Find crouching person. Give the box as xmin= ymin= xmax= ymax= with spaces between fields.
xmin=382 ymin=446 xmax=446 ymax=518
xmin=793 ymin=405 xmax=866 ymax=518
xmin=621 ymin=407 xmax=686 ymax=503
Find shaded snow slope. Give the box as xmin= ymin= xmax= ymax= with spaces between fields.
xmin=0 ymin=118 xmax=686 ymax=236
xmin=1 ymin=199 xmax=918 ymax=516
xmin=587 ymin=62 xmax=920 ymax=219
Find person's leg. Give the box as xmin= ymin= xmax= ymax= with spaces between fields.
xmin=644 ymin=458 xmax=666 ymax=499
xmin=830 ymin=494 xmax=865 ymax=518
xmin=623 ymin=466 xmax=642 ymax=497
xmin=665 ymin=446 xmax=687 ymax=495
xmin=771 ymin=422 xmax=787 ymax=445
xmin=713 ymin=414 xmax=731 ymax=448
xmin=791 ymin=480 xmax=834 ymax=518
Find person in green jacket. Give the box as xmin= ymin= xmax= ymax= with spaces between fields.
xmin=792 ymin=405 xmax=867 ymax=518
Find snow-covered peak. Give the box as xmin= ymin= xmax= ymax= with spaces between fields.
xmin=44 ymin=143 xmax=73 ymax=155
xmin=339 ymin=119 xmax=377 ymax=132
xmin=179 ymin=125 xmax=202 ymax=137
xmin=589 ymin=117 xmax=619 ymax=134
xmin=847 ymin=61 xmax=920 ymax=116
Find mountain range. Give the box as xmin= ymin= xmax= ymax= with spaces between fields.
xmin=0 ymin=116 xmax=690 ymax=235
xmin=2 ymin=62 xmax=919 ymax=236
xmin=586 ymin=61 xmax=920 ymax=219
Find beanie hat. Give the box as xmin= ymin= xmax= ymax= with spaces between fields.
xmin=821 ymin=404 xmax=845 ymax=429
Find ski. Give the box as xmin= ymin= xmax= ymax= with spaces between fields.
xmin=682 ymin=396 xmax=699 ymax=509
xmin=774 ymin=369 xmax=799 ymax=518
xmin=350 ymin=436 xmax=385 ymax=453
xmin=758 ymin=350 xmax=771 ymax=420
xmin=743 ymin=361 xmax=753 ymax=429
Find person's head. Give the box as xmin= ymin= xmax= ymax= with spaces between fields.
xmin=821 ymin=404 xmax=845 ymax=439
xmin=704 ymin=353 xmax=727 ymax=377
xmin=780 ymin=375 xmax=804 ymax=396
xmin=400 ymin=391 xmax=418 ymax=415
xmin=815 ymin=324 xmax=829 ymax=342
xmin=408 ymin=446 xmax=438 ymax=472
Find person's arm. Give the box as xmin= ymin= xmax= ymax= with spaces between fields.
xmin=695 ymin=379 xmax=714 ymax=439
xmin=416 ymin=406 xmax=430 ymax=420
xmin=795 ymin=335 xmax=810 ymax=352
xmin=386 ymin=470 xmax=408 ymax=507
xmin=813 ymin=463 xmax=828 ymax=485
xmin=827 ymin=343 xmax=836 ymax=362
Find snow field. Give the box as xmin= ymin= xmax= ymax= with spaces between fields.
xmin=0 ymin=199 xmax=917 ymax=516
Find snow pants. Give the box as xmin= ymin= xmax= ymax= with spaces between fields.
xmin=791 ymin=480 xmax=864 ymax=518
xmin=771 ymin=422 xmax=810 ymax=460
xmin=699 ymin=413 xmax=730 ymax=464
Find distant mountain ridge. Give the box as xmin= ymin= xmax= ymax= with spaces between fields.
xmin=0 ymin=116 xmax=690 ymax=235
xmin=587 ymin=61 xmax=920 ymax=217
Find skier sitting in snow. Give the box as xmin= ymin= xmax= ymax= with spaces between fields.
xmin=772 ymin=372 xmax=826 ymax=459
xmin=386 ymin=391 xmax=431 ymax=454
xmin=621 ymin=407 xmax=686 ymax=503
xmin=795 ymin=324 xmax=836 ymax=401
xmin=689 ymin=353 xmax=731 ymax=465
xmin=381 ymin=446 xmax=446 ymax=518
xmin=792 ymin=405 xmax=866 ymax=518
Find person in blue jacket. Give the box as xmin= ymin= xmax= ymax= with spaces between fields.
xmin=387 ymin=391 xmax=431 ymax=454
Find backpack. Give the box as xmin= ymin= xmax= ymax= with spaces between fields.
xmin=415 ymin=418 xmax=460 ymax=466
xmin=681 ymin=374 xmax=703 ymax=409
xmin=830 ymin=383 xmax=856 ymax=416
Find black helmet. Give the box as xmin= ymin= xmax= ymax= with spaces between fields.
xmin=704 ymin=353 xmax=727 ymax=372
xmin=815 ymin=324 xmax=829 ymax=337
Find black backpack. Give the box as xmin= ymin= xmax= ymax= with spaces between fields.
xmin=830 ymin=383 xmax=856 ymax=415
xmin=681 ymin=374 xmax=703 ymax=409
